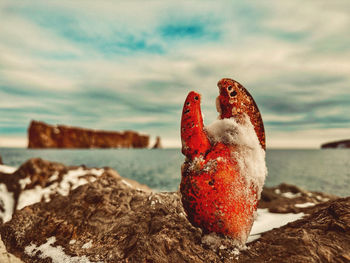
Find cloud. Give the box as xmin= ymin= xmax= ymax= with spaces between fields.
xmin=0 ymin=0 xmax=349 ymax=148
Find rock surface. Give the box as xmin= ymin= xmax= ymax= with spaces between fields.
xmin=28 ymin=120 xmax=149 ymax=149
xmin=0 ymin=159 xmax=348 ymax=262
xmin=259 ymin=183 xmax=338 ymax=214
xmin=0 ymin=155 xmax=2 ymax=165
xmin=238 ymin=197 xmax=350 ymax=263
xmin=0 ymin=238 xmax=22 ymax=263
xmin=321 ymin=139 xmax=350 ymax=149
xmin=0 ymin=158 xmax=150 ymax=224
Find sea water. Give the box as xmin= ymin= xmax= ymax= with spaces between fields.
xmin=0 ymin=148 xmax=349 ymax=197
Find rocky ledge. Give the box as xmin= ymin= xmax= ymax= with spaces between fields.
xmin=0 ymin=159 xmax=349 ymax=262
xmin=28 ymin=120 xmax=150 ymax=149
xmin=321 ymin=139 xmax=350 ymax=149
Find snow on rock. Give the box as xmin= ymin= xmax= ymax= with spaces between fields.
xmin=17 ymin=167 xmax=104 ymax=210
xmin=81 ymin=240 xmax=93 ymax=249
xmin=25 ymin=236 xmax=100 ymax=263
xmin=0 ymin=165 xmax=17 ymax=174
xmin=0 ymin=184 xmax=14 ymax=223
xmin=19 ymin=177 xmax=31 ymax=190
xmin=294 ymin=202 xmax=315 ymax=208
xmin=259 ymin=183 xmax=338 ymax=214
xmin=1 ymin=168 xmax=347 ymax=263
xmin=205 ymin=114 xmax=267 ymax=198
xmin=281 ymin=192 xmax=302 ymax=199
xmin=247 ymin=208 xmax=304 ymax=243
xmin=0 ymin=158 xmax=106 ymax=224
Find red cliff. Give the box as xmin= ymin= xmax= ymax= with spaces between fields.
xmin=28 ymin=120 xmax=149 ymax=149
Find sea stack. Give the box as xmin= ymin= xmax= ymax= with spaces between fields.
xmin=152 ymin=136 xmax=163 ymax=149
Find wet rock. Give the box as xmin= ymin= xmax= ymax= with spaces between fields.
xmin=259 ymin=183 xmax=338 ymax=214
xmin=238 ymin=197 xmax=350 ymax=263
xmin=28 ymin=120 xmax=149 ymax=149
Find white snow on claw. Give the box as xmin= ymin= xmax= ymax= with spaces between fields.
xmin=205 ymin=114 xmax=267 ymax=199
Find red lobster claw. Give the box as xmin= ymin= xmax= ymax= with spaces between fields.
xmin=180 ymin=78 xmax=266 ymax=244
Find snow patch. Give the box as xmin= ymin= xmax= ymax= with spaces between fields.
xmin=25 ymin=236 xmax=101 ymax=263
xmin=295 ymin=202 xmax=315 ymax=208
xmin=0 ymin=183 xmax=14 ymax=222
xmin=247 ymin=208 xmax=304 ymax=243
xmin=82 ymin=240 xmax=92 ymax=249
xmin=0 ymin=164 xmax=17 ymax=174
xmin=18 ymin=184 xmax=58 ymax=209
xmin=281 ymin=192 xmax=301 ymax=199
xmin=49 ymin=171 xmax=59 ymax=182
xmin=19 ymin=177 xmax=31 ymax=190
xmin=316 ymin=195 xmax=329 ymax=202
xmin=17 ymin=168 xmax=104 ymax=209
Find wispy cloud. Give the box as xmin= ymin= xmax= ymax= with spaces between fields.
xmin=0 ymin=0 xmax=349 ymax=148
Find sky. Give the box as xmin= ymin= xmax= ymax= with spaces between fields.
xmin=0 ymin=0 xmax=350 ymax=148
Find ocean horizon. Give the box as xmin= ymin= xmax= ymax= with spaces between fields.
xmin=1 ymin=147 xmax=349 ymax=197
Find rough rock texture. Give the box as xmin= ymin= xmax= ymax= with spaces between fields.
xmin=238 ymin=197 xmax=350 ymax=263
xmin=0 ymin=158 xmax=150 ymax=224
xmin=259 ymin=183 xmax=338 ymax=214
xmin=152 ymin=136 xmax=162 ymax=149
xmin=321 ymin=139 xmax=350 ymax=149
xmin=1 ymin=173 xmax=236 ymax=263
xmin=0 ymin=159 xmax=348 ymax=262
xmin=28 ymin=120 xmax=149 ymax=149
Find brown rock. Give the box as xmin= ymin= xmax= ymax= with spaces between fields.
xmin=1 ymin=160 xmax=349 ymax=262
xmin=238 ymin=197 xmax=350 ymax=263
xmin=0 ymin=158 xmax=151 ymax=225
xmin=0 ymin=155 xmax=2 ymax=165
xmin=0 ymin=173 xmax=231 ymax=263
xmin=321 ymin=139 xmax=350 ymax=149
xmin=152 ymin=136 xmax=163 ymax=149
xmin=28 ymin=120 xmax=149 ymax=149
xmin=259 ymin=183 xmax=338 ymax=214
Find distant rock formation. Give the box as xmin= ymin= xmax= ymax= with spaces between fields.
xmin=1 ymin=159 xmax=348 ymax=262
xmin=28 ymin=120 xmax=149 ymax=149
xmin=152 ymin=136 xmax=163 ymax=149
xmin=321 ymin=139 xmax=350 ymax=149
